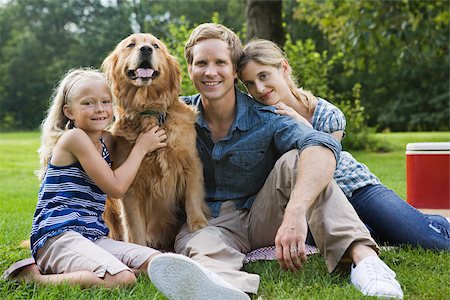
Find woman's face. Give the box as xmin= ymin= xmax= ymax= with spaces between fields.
xmin=239 ymin=60 xmax=291 ymax=106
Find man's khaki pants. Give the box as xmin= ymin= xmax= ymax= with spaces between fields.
xmin=175 ymin=150 xmax=378 ymax=294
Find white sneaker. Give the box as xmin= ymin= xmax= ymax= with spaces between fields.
xmin=351 ymin=256 xmax=404 ymax=299
xmin=148 ymin=253 xmax=250 ymax=300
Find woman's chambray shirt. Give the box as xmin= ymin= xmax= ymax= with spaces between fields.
xmin=183 ymin=89 xmax=341 ymax=217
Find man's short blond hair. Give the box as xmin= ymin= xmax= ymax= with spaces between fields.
xmin=184 ymin=23 xmax=243 ymax=68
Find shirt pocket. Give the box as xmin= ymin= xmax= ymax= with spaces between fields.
xmin=228 ymin=149 xmax=265 ymax=171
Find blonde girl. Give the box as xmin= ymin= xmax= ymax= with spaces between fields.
xmin=238 ymin=39 xmax=450 ymax=251
xmin=1 ymin=67 xmax=168 ymax=287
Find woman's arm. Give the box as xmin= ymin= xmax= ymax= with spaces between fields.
xmin=275 ymin=100 xmax=346 ymax=142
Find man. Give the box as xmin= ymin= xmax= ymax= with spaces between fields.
xmin=149 ymin=23 xmax=403 ymax=300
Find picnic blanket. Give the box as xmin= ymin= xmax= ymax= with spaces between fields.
xmin=244 ymin=245 xmax=319 ymax=264
xmin=242 ymin=244 xmax=403 ymax=264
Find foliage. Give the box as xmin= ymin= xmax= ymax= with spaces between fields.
xmin=129 ymin=0 xmax=245 ymax=37
xmin=284 ymin=36 xmax=379 ymax=150
xmin=0 ymin=0 xmax=247 ymax=131
xmin=293 ymin=0 xmax=449 ymax=131
xmin=0 ymin=0 xmax=448 ymax=133
xmin=338 ymin=83 xmax=390 ymax=152
xmin=161 ymin=16 xmax=196 ymax=96
xmin=0 ymin=0 xmax=132 ymax=130
xmin=284 ymin=36 xmax=335 ymax=98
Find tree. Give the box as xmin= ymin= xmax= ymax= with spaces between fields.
xmin=0 ymin=0 xmax=448 ymax=132
xmin=245 ymin=0 xmax=284 ymax=45
xmin=0 ymin=0 xmax=133 ymax=130
xmin=293 ymin=0 xmax=449 ymax=131
xmin=128 ymin=0 xmax=245 ymax=38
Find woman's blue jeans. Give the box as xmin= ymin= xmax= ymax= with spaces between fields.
xmin=349 ymin=184 xmax=450 ymax=250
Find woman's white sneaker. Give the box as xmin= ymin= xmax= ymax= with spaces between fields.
xmin=351 ymin=256 xmax=404 ymax=299
xmin=148 ymin=253 xmax=250 ymax=300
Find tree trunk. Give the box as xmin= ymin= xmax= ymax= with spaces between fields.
xmin=246 ymin=0 xmax=284 ymax=46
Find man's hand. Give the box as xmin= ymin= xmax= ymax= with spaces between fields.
xmin=274 ymin=213 xmax=308 ymax=272
xmin=274 ymin=146 xmax=336 ymax=272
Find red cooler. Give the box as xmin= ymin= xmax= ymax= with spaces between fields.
xmin=406 ymin=142 xmax=450 ymax=209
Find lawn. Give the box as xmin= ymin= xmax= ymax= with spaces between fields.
xmin=0 ymin=131 xmax=449 ymax=299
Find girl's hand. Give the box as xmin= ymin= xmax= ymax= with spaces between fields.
xmin=274 ymin=103 xmax=313 ymax=128
xmin=135 ymin=125 xmax=168 ymax=154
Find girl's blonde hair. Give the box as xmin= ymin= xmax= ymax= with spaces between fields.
xmin=37 ymin=68 xmax=107 ymax=180
xmin=238 ymin=39 xmax=316 ymax=111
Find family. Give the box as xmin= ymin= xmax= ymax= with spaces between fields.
xmin=3 ymin=23 xmax=449 ymax=300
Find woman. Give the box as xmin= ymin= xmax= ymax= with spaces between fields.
xmin=238 ymin=39 xmax=450 ymax=250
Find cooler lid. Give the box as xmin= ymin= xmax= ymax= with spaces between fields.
xmin=406 ymin=142 xmax=450 ymax=151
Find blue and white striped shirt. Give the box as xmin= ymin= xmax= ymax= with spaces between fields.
xmin=30 ymin=138 xmax=111 ymax=258
xmin=311 ymin=98 xmax=381 ymax=197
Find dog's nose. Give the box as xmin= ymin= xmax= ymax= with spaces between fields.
xmin=140 ymin=45 xmax=153 ymax=55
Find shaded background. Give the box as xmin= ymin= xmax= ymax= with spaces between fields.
xmin=0 ymin=0 xmax=448 ymax=134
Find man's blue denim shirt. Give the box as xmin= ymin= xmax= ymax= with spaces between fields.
xmin=183 ymin=88 xmax=341 ymax=217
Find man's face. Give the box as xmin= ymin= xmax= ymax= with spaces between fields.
xmin=188 ymin=39 xmax=237 ymax=102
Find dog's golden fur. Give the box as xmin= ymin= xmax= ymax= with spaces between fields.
xmin=101 ymin=33 xmax=208 ymax=250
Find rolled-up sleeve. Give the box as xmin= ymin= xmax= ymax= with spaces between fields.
xmin=274 ymin=116 xmax=341 ymax=164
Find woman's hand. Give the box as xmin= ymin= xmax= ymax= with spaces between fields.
xmin=274 ymin=102 xmax=313 ymax=128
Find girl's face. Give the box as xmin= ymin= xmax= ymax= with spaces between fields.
xmin=64 ymin=80 xmax=113 ymax=134
xmin=240 ymin=60 xmax=291 ymax=106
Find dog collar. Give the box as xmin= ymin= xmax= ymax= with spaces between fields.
xmin=140 ymin=110 xmax=166 ymax=125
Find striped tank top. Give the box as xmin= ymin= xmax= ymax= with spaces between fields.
xmin=30 ymin=137 xmax=111 ymax=258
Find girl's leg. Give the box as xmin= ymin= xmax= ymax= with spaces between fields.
xmin=30 ymin=231 xmax=137 ymax=287
xmin=94 ymin=237 xmax=161 ymax=276
xmin=349 ymin=184 xmax=450 ymax=250
xmin=131 ymin=253 xmax=160 ymax=276
xmin=13 ymin=264 xmax=135 ymax=288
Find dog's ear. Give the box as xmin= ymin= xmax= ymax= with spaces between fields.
xmin=101 ymin=50 xmax=119 ymax=85
xmin=167 ymin=54 xmax=181 ymax=94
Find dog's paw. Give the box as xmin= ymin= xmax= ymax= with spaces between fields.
xmin=188 ymin=218 xmax=208 ymax=232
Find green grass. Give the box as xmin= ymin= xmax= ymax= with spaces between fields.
xmin=1 ymin=131 xmax=449 ymax=299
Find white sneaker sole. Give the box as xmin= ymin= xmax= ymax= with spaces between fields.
xmin=148 ymin=253 xmax=250 ymax=300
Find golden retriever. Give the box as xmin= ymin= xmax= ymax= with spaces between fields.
xmin=101 ymin=33 xmax=208 ymax=250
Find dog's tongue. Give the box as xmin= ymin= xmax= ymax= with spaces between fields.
xmin=136 ymin=68 xmax=155 ymax=78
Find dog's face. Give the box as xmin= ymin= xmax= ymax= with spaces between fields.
xmin=102 ymin=33 xmax=181 ymax=107
xmin=119 ymin=34 xmax=164 ymax=87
